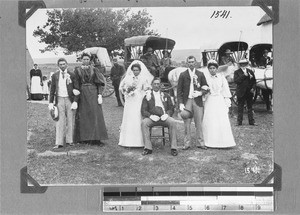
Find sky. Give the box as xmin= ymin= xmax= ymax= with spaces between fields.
xmin=26 ymin=6 xmax=271 ymax=62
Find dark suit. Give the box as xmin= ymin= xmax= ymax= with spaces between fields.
xmin=49 ymin=69 xmax=79 ymax=146
xmin=49 ymin=69 xmax=79 ymax=105
xmin=234 ymin=68 xmax=256 ymax=124
xmin=141 ymin=91 xmax=177 ymax=150
xmin=110 ymin=63 xmax=125 ymax=106
xmin=177 ymin=69 xmax=208 ymax=147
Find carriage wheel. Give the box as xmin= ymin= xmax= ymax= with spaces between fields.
xmin=102 ymin=76 xmax=115 ymax=98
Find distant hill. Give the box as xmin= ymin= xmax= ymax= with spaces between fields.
xmin=171 ymin=49 xmax=202 ymax=63
xmin=33 ymin=55 xmax=78 ymax=64
xmin=33 ymin=49 xmax=202 ymax=65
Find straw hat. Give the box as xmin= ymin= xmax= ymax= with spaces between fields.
xmin=238 ymin=58 xmax=249 ymax=65
xmin=180 ymin=99 xmax=193 ymax=119
xmin=50 ymin=106 xmax=59 ymax=121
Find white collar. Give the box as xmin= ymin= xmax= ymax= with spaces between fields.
xmin=59 ymin=68 xmax=67 ymax=73
xmin=188 ymin=68 xmax=195 ymax=73
xmin=153 ymin=90 xmax=161 ymax=95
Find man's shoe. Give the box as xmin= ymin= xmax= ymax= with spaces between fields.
xmin=249 ymin=122 xmax=258 ymax=126
xmin=182 ymin=146 xmax=190 ymax=150
xmin=53 ymin=145 xmax=63 ymax=149
xmin=197 ymin=145 xmax=208 ymax=150
xmin=66 ymin=142 xmax=74 ymax=146
xmin=142 ymin=148 xmax=152 ymax=156
xmin=171 ymin=149 xmax=178 ymax=156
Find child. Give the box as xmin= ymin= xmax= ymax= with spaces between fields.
xmin=42 ymin=76 xmax=50 ymax=100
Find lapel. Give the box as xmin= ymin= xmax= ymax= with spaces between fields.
xmin=185 ymin=69 xmax=191 ymax=81
xmin=54 ymin=71 xmax=60 ymax=90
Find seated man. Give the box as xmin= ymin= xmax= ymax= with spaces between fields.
xmin=259 ymin=49 xmax=272 ymax=68
xmin=141 ymin=77 xmax=178 ymax=156
xmin=140 ymin=47 xmax=161 ymax=77
xmin=220 ymin=49 xmax=236 ymax=65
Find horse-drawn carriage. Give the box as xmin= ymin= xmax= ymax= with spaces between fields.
xmin=200 ymin=41 xmax=273 ymax=109
xmin=119 ymin=35 xmax=177 ymax=105
xmin=124 ymin=35 xmax=176 ymax=89
xmin=249 ymin=43 xmax=273 ymax=110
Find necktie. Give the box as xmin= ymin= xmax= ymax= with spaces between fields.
xmin=62 ymin=72 xmax=65 ymax=79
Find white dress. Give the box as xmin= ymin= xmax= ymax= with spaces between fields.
xmin=202 ymin=73 xmax=236 ymax=148
xmin=118 ymin=62 xmax=153 ymax=147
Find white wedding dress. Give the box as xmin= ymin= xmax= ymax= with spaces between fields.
xmin=202 ymin=73 xmax=236 ymax=148
xmin=118 ymin=60 xmax=153 ymax=147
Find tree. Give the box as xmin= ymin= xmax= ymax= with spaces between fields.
xmin=33 ymin=8 xmax=159 ymax=55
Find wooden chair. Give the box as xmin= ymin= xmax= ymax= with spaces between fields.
xmin=150 ymin=125 xmax=170 ymax=146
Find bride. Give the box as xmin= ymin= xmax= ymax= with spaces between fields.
xmin=118 ymin=60 xmax=154 ymax=147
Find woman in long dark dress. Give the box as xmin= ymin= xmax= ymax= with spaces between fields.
xmin=74 ymin=53 xmax=108 ymax=145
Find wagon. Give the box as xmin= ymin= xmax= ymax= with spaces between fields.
xmin=249 ymin=43 xmax=273 ymax=109
xmin=201 ymin=41 xmax=249 ymax=105
xmin=120 ymin=35 xmax=177 ymax=105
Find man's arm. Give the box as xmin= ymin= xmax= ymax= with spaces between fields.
xmin=234 ymin=70 xmax=247 ymax=85
xmin=177 ymin=73 xmax=184 ymax=105
xmin=49 ymin=73 xmax=56 ymax=104
xmin=141 ymin=97 xmax=151 ymax=118
xmin=165 ymin=94 xmax=174 ymax=117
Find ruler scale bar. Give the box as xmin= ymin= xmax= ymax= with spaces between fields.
xmin=103 ymin=186 xmax=274 ymax=212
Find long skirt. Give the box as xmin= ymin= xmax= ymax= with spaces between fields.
xmin=76 ymin=84 xmax=108 ymax=142
xmin=30 ymin=76 xmax=43 ymax=100
xmin=203 ymin=95 xmax=236 ymax=148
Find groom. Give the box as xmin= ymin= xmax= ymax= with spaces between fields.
xmin=177 ymin=56 xmax=208 ymax=150
xmin=141 ymin=77 xmax=178 ymax=156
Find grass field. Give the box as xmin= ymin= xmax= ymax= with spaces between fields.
xmin=27 ymin=93 xmax=273 ymax=185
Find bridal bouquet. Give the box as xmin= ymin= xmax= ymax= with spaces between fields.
xmin=123 ymin=79 xmax=138 ymax=97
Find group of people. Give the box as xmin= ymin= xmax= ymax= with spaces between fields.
xmin=48 ymin=54 xmax=108 ymax=149
xmin=47 ymin=51 xmax=257 ymax=156
xmin=29 ymin=64 xmax=50 ymax=100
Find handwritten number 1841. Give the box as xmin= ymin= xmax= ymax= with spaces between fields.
xmin=210 ymin=10 xmax=231 ymax=19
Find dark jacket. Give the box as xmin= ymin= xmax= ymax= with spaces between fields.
xmin=234 ymin=68 xmax=256 ymax=98
xmin=49 ymin=69 xmax=79 ymax=105
xmin=110 ymin=63 xmax=125 ymax=85
xmin=141 ymin=91 xmax=174 ymax=118
xmin=177 ymin=69 xmax=208 ymax=107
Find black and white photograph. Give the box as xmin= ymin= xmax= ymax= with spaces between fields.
xmin=26 ymin=6 xmax=273 ymax=185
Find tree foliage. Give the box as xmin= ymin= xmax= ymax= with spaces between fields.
xmin=33 ymin=8 xmax=159 ymax=54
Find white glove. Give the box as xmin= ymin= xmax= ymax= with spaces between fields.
xmin=150 ymin=115 xmax=160 ymax=122
xmin=73 ymin=89 xmax=80 ymax=96
xmin=160 ymin=114 xmax=169 ymax=121
xmin=98 ymin=94 xmax=103 ymax=104
xmin=48 ymin=103 xmax=54 ymax=110
xmin=224 ymin=98 xmax=231 ymax=107
xmin=192 ymin=90 xmax=203 ymax=98
xmin=71 ymin=102 xmax=78 ymax=110
xmin=179 ymin=103 xmax=185 ymax=111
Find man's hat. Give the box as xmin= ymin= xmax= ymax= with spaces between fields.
xmin=50 ymin=106 xmax=59 ymax=121
xmin=180 ymin=99 xmax=193 ymax=120
xmin=238 ymin=58 xmax=249 ymax=65
xmin=225 ymin=49 xmax=233 ymax=54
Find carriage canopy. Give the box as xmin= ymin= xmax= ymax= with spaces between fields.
xmin=202 ymin=41 xmax=248 ymax=67
xmin=249 ymin=43 xmax=272 ymax=67
xmin=124 ymin=35 xmax=176 ymax=68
